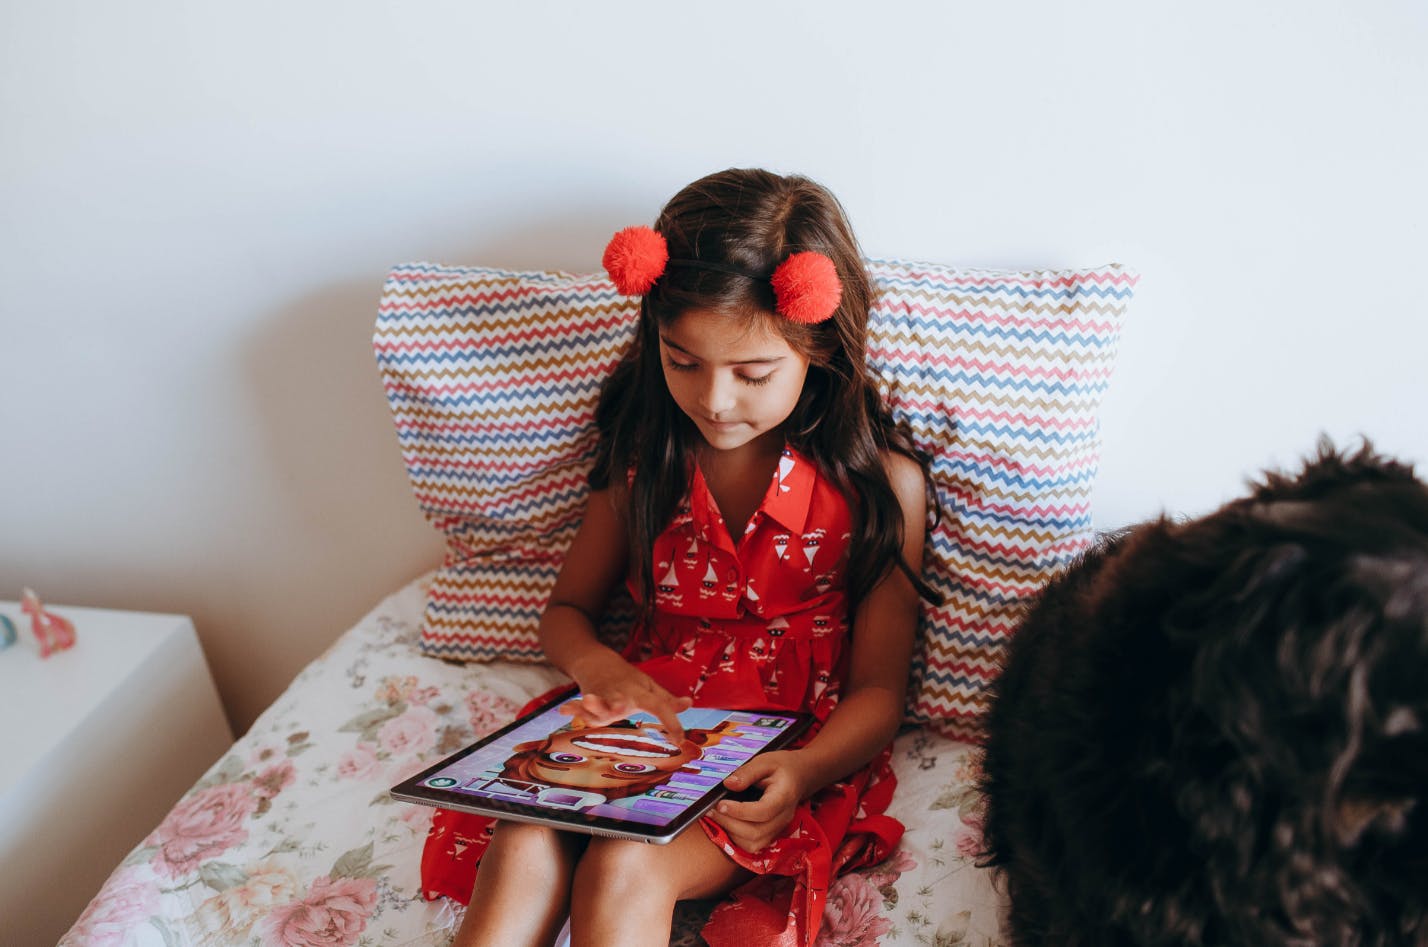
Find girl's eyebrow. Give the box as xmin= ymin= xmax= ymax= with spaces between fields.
xmin=660 ymin=335 xmax=786 ymax=365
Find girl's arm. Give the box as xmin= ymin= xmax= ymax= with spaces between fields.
xmin=709 ymin=451 xmax=927 ymax=851
xmin=541 ymin=485 xmax=693 ymax=739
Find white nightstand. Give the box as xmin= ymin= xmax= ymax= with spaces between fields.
xmin=0 ymin=602 xmax=234 ymax=946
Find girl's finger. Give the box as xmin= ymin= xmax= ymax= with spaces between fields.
xmin=571 ymin=694 xmax=627 ymax=728
xmin=558 ymin=696 xmax=593 ymax=724
xmin=707 ymin=807 xmax=760 ymax=838
xmin=563 ymin=683 xmax=694 ymax=738
xmin=707 ymin=810 xmax=779 ymax=853
xmin=717 ymin=788 xmax=790 ymax=823
xmin=645 ymin=692 xmax=691 ymax=741
xmin=723 ymin=756 xmax=777 ymax=792
xmin=721 ymin=764 xmax=795 ymax=821
xmin=715 ymin=798 xmax=762 ymax=822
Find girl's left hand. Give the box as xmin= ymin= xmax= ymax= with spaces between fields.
xmin=707 ymin=750 xmax=809 ymax=853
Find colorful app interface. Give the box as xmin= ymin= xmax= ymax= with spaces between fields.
xmin=421 ymin=702 xmax=798 ymax=827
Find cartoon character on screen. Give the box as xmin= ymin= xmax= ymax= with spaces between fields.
xmin=498 ymin=718 xmax=742 ymax=802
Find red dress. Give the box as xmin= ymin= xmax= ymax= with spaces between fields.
xmin=420 ymin=447 xmax=903 ymax=946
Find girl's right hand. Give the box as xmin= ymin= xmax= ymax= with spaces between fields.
xmin=559 ymin=649 xmax=692 ymax=740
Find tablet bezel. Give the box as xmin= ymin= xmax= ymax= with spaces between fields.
xmin=389 ymin=689 xmax=815 ymax=845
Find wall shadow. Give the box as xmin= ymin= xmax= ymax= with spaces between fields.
xmin=234 ymin=211 xmax=618 ymax=730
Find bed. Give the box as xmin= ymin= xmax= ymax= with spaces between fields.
xmin=63 ymin=257 xmax=1137 ymax=946
xmin=61 ymin=575 xmax=1005 ymax=946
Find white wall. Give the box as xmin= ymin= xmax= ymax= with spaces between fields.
xmin=3 ymin=1 xmax=1425 ymax=733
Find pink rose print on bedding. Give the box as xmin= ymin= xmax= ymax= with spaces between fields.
xmin=954 ymin=824 xmax=984 ymax=859
xmin=816 ymin=871 xmax=894 ymax=947
xmin=192 ymin=862 xmax=299 ymax=942
xmin=336 ymin=742 xmax=382 ymax=781
xmin=954 ymin=790 xmax=988 ymax=860
xmin=253 ymin=759 xmax=297 ymax=800
xmin=387 ymin=749 xmax=437 ymax=786
xmin=399 ymin=802 xmax=434 ymax=832
xmin=864 ymin=846 xmax=917 ymax=889
xmin=262 ymin=875 xmax=378 ymax=947
xmin=377 ymin=703 xmax=438 ymax=757
xmin=465 ymin=688 xmax=518 ymax=737
xmin=145 ymin=782 xmax=259 ymax=878
xmin=65 ymin=865 xmax=159 ymax=947
xmin=374 ymin=674 xmax=437 ymax=706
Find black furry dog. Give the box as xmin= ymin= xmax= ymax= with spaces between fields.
xmin=981 ymin=444 xmax=1428 ymax=946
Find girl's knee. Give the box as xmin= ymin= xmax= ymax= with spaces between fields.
xmin=492 ymin=819 xmax=555 ymax=846
xmin=573 ymin=838 xmax=677 ymax=903
xmin=489 ymin=820 xmax=583 ymax=864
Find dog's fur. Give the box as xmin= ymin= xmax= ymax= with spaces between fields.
xmin=981 ymin=444 xmax=1428 ymax=946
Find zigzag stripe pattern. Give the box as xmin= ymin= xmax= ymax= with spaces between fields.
xmin=373 ymin=259 xmax=1137 ymax=738
xmin=375 ymin=265 xmax=637 ymax=663
xmin=862 ymin=260 xmax=1136 ymax=734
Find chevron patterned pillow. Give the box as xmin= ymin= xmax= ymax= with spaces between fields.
xmin=374 ymin=265 xmax=638 ymax=664
xmin=374 ymin=260 xmax=1137 ymax=737
xmin=865 ymin=260 xmax=1137 ymax=738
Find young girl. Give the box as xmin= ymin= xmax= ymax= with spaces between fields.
xmin=422 ymin=168 xmax=938 ymax=947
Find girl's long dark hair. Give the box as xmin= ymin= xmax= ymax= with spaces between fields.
xmin=590 ymin=168 xmax=941 ymax=612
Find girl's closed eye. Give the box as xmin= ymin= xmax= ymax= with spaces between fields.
xmin=663 ymin=355 xmax=771 ymax=386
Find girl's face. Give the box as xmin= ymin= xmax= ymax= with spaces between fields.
xmin=528 ymin=724 xmax=702 ymax=792
xmin=658 ymin=308 xmax=811 ymax=453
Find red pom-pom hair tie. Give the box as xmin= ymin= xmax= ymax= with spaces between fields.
xmin=602 ymin=226 xmax=841 ymax=325
xmin=770 ymin=251 xmax=842 ymax=324
xmin=602 ymin=226 xmax=669 ymax=295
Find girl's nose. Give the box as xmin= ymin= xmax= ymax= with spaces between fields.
xmin=699 ymin=374 xmax=737 ymax=416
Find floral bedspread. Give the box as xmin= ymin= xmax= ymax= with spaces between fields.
xmin=62 ymin=578 xmax=1006 ymax=946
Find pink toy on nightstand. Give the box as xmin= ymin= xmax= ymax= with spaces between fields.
xmin=20 ymin=588 xmax=77 ymax=657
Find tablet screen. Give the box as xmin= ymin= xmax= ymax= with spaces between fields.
xmin=391 ymin=693 xmax=811 ymax=840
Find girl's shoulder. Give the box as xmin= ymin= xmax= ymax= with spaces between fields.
xmin=797 ymin=444 xmax=924 ymax=496
xmin=788 ymin=445 xmax=919 ymax=488
xmin=791 ymin=446 xmax=925 ymax=523
xmin=881 ymin=449 xmax=929 ymax=523
xmin=881 ymin=449 xmax=924 ymax=493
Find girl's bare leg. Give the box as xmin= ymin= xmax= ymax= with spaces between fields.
xmin=450 ymin=821 xmax=588 ymax=947
xmin=568 ymin=826 xmax=750 ymax=947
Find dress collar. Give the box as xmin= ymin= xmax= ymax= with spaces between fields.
xmin=760 ymin=446 xmax=816 ymax=535
xmin=690 ymin=445 xmax=817 ymax=547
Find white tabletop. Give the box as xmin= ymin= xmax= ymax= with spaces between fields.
xmin=0 ymin=601 xmax=196 ymax=795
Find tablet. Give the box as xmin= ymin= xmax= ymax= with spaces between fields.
xmin=390 ymin=691 xmax=813 ymax=844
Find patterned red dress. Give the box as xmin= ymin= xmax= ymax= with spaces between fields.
xmin=420 ymin=447 xmax=904 ymax=946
